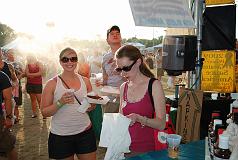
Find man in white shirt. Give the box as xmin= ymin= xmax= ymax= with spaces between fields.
xmin=98 ymin=25 xmax=125 ymax=112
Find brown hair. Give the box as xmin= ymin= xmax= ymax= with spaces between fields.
xmin=59 ymin=47 xmax=77 ymax=59
xmin=115 ymin=45 xmax=155 ymax=78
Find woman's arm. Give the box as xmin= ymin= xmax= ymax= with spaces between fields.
xmin=134 ymin=80 xmax=166 ymax=130
xmin=83 ymin=76 xmax=92 ymax=93
xmin=27 ymin=62 xmax=43 ymax=77
xmin=40 ymin=79 xmax=58 ymax=117
xmin=83 ymin=76 xmax=96 ymax=112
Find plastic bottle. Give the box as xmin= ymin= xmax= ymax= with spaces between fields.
xmin=214 ymin=134 xmax=231 ymax=160
xmin=227 ymin=100 xmax=238 ymax=125
xmin=210 ymin=119 xmax=223 ymax=159
xmin=208 ymin=112 xmax=221 ymax=151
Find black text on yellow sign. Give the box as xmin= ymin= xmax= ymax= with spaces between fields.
xmin=201 ymin=50 xmax=235 ymax=93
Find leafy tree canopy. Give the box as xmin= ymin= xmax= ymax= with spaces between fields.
xmin=0 ymin=23 xmax=16 ymax=47
xmin=123 ymin=36 xmax=163 ymax=48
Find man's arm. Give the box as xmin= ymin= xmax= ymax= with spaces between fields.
xmin=102 ymin=67 xmax=108 ymax=85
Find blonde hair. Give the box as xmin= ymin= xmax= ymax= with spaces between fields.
xmin=59 ymin=47 xmax=77 ymax=59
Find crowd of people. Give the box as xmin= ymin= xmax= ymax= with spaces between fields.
xmin=0 ymin=25 xmax=169 ymax=160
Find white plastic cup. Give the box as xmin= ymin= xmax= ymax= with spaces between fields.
xmin=167 ymin=134 xmax=182 ymax=159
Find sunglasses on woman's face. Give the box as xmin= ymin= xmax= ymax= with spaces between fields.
xmin=115 ymin=60 xmax=137 ymax=72
xmin=60 ymin=57 xmax=78 ymax=63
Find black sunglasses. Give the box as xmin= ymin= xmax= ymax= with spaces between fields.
xmin=60 ymin=57 xmax=78 ymax=63
xmin=115 ymin=60 xmax=137 ymax=72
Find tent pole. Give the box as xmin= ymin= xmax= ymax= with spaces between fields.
xmin=193 ymin=0 xmax=204 ymax=89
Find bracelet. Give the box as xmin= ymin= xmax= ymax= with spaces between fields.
xmin=56 ymin=100 xmax=64 ymax=109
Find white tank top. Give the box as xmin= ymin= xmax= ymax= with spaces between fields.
xmin=50 ymin=74 xmax=91 ymax=135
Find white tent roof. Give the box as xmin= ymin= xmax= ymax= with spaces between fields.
xmin=125 ymin=42 xmax=145 ymax=47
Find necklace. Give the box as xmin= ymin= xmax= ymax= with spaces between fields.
xmin=127 ymin=79 xmax=148 ymax=103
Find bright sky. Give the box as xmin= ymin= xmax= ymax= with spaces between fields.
xmin=0 ymin=0 xmax=237 ymax=41
xmin=0 ymin=0 xmax=165 ymax=40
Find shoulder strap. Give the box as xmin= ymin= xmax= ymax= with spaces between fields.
xmin=58 ymin=76 xmax=81 ymax=105
xmin=148 ymin=78 xmax=157 ymax=111
xmin=58 ymin=76 xmax=70 ymax=89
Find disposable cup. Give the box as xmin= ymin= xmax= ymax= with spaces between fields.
xmin=167 ymin=134 xmax=182 ymax=159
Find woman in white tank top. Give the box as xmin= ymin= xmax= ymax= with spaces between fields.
xmin=41 ymin=47 xmax=97 ymax=160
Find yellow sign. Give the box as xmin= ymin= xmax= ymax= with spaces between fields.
xmin=235 ymin=65 xmax=238 ymax=92
xmin=201 ymin=50 xmax=235 ymax=93
xmin=205 ymin=0 xmax=234 ymax=5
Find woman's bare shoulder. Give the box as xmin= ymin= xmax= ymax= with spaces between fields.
xmin=44 ymin=77 xmax=57 ymax=91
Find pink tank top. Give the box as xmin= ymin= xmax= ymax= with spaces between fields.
xmin=122 ymin=82 xmax=155 ymax=152
xmin=27 ymin=64 xmax=42 ymax=84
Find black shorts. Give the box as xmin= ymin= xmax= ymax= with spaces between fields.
xmin=26 ymin=83 xmax=42 ymax=94
xmin=48 ymin=127 xmax=97 ymax=159
xmin=14 ymin=86 xmax=22 ymax=106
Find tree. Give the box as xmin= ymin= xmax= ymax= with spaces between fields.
xmin=124 ymin=36 xmax=163 ymax=48
xmin=0 ymin=23 xmax=16 ymax=47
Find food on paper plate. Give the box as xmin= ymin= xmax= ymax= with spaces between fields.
xmin=87 ymin=95 xmax=103 ymax=100
xmin=86 ymin=91 xmax=110 ymax=105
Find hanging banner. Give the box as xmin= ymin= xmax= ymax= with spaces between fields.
xmin=205 ymin=0 xmax=234 ymax=5
xmin=201 ymin=50 xmax=235 ymax=93
xmin=129 ymin=0 xmax=196 ymax=28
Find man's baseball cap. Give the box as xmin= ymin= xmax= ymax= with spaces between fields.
xmin=107 ymin=25 xmax=120 ymax=37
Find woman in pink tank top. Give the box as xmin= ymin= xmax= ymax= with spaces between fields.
xmin=115 ymin=45 xmax=166 ymax=157
xmin=25 ymin=55 xmax=43 ymax=118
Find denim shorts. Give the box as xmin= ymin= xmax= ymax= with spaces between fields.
xmin=48 ymin=127 xmax=97 ymax=159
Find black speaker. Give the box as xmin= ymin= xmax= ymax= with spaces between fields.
xmin=162 ymin=35 xmax=197 ymax=76
xmin=202 ymin=5 xmax=236 ymax=51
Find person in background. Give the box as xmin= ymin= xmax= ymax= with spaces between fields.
xmin=0 ymin=49 xmax=18 ymax=91
xmin=155 ymin=48 xmax=164 ymax=80
xmin=6 ymin=49 xmax=25 ymax=123
xmin=167 ymin=76 xmax=175 ymax=89
xmin=0 ymin=71 xmax=18 ymax=160
xmin=115 ymin=45 xmax=166 ymax=157
xmin=76 ymin=51 xmax=103 ymax=140
xmin=75 ymin=52 xmax=90 ymax=78
xmin=97 ymin=25 xmax=125 ymax=113
xmin=87 ymin=51 xmax=102 ymax=74
xmin=41 ymin=47 xmax=96 ymax=160
xmin=25 ymin=55 xmax=43 ymax=118
xmin=145 ymin=55 xmax=154 ymax=70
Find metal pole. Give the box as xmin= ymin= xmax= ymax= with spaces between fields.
xmin=194 ymin=0 xmax=204 ymax=89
